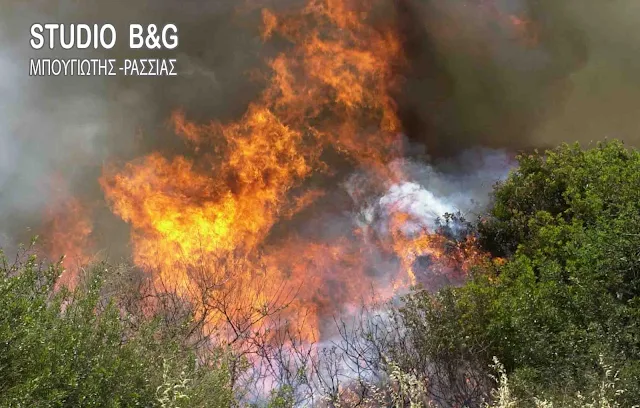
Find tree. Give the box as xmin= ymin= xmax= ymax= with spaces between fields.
xmin=398 ymin=141 xmax=640 ymax=406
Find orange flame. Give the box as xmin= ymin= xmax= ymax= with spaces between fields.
xmin=99 ymin=0 xmax=487 ymax=343
xmin=43 ymin=177 xmax=94 ymax=290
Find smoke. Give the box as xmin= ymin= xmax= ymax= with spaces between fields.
xmin=1 ymin=0 xmax=640 ymax=255
xmin=0 ymin=0 xmax=271 ymax=253
xmin=348 ymin=149 xmax=511 ymax=241
xmin=398 ymin=0 xmax=640 ymax=155
xmin=354 ymin=149 xmax=512 ymax=284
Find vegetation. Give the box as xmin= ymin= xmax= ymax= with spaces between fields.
xmin=1 ymin=141 xmax=639 ymax=407
xmin=392 ymin=141 xmax=640 ymax=406
xmin=0 ymin=249 xmax=234 ymax=408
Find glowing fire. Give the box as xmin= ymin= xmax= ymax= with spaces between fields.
xmin=43 ymin=177 xmax=94 ymax=289
xmin=99 ymin=0 xmax=486 ymax=343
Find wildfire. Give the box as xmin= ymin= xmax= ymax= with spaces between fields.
xmin=99 ymin=0 xmax=488 ymax=344
xmin=43 ymin=177 xmax=94 ymax=290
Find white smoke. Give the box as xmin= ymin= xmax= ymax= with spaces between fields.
xmin=353 ymin=149 xmax=512 ymax=245
xmin=378 ymin=182 xmax=454 ymax=236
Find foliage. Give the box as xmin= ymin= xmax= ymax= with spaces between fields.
xmin=264 ymin=386 xmax=295 ymax=408
xmin=399 ymin=141 xmax=640 ymax=406
xmin=484 ymin=356 xmax=634 ymax=408
xmin=0 ymin=249 xmax=233 ymax=408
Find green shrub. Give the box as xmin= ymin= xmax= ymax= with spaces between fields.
xmin=399 ymin=141 xmax=640 ymax=406
xmin=0 ymin=249 xmax=233 ymax=407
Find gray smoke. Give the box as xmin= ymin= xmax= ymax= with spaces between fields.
xmin=399 ymin=0 xmax=640 ymax=155
xmin=0 ymin=0 xmax=272 ymax=253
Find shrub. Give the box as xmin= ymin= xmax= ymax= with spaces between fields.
xmin=0 ymin=247 xmax=234 ymax=407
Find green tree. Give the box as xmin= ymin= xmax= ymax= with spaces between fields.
xmin=400 ymin=141 xmax=640 ymax=406
xmin=0 ymin=249 xmax=234 ymax=407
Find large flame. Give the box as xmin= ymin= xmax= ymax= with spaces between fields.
xmin=99 ymin=0 xmax=486 ymax=343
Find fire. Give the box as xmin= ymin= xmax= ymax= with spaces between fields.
xmin=43 ymin=177 xmax=94 ymax=289
xmin=99 ymin=0 xmax=487 ymax=344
